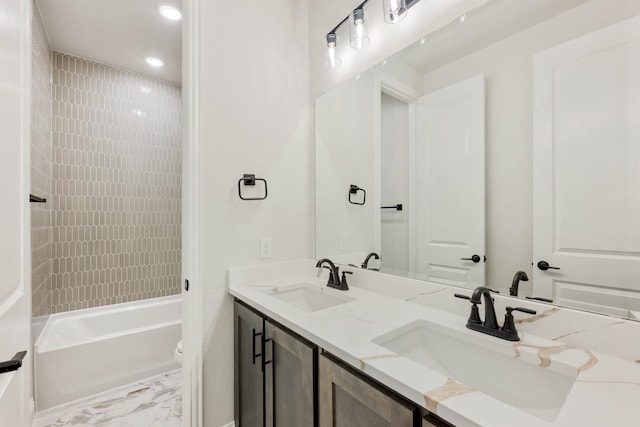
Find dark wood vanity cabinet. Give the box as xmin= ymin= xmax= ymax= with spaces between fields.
xmin=234 ymin=299 xmax=454 ymax=427
xmin=319 ymin=353 xmax=417 ymax=427
xmin=234 ymin=301 xmax=316 ymax=427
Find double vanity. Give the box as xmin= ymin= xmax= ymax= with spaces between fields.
xmin=230 ymin=259 xmax=640 ymax=427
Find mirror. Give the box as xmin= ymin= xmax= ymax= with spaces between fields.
xmin=315 ymin=0 xmax=640 ymax=320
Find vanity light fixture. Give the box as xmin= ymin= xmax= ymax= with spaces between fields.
xmin=158 ymin=4 xmax=182 ymax=21
xmin=349 ymin=8 xmax=370 ymax=49
xmin=324 ymin=0 xmax=422 ymax=68
xmin=145 ymin=56 xmax=165 ymax=67
xmin=383 ymin=0 xmax=407 ymax=24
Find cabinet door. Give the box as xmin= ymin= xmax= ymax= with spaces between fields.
xmin=234 ymin=301 xmax=265 ymax=427
xmin=423 ymin=414 xmax=454 ymax=427
xmin=319 ymin=353 xmax=416 ymax=427
xmin=264 ymin=320 xmax=316 ymax=427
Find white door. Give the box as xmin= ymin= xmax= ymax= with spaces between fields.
xmin=533 ymin=15 xmax=640 ymax=316
xmin=0 ymin=0 xmax=32 ymax=425
xmin=414 ymin=75 xmax=485 ymax=287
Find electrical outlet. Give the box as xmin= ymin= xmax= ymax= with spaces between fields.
xmin=260 ymin=237 xmax=272 ymax=259
xmin=339 ymin=233 xmax=347 ymax=250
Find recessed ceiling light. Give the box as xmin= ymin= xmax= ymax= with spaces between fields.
xmin=145 ymin=57 xmax=165 ymax=68
xmin=159 ymin=4 xmax=182 ymax=21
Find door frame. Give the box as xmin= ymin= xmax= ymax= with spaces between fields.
xmin=182 ymin=0 xmax=203 ymax=426
xmin=0 ymin=0 xmax=33 ymax=423
xmin=378 ymin=72 xmax=418 ymax=275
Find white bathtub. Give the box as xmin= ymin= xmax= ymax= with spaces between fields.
xmin=34 ymin=295 xmax=181 ymax=411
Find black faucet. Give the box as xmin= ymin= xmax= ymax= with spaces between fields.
xmin=470 ymin=287 xmax=499 ymax=329
xmin=455 ymin=286 xmax=536 ymax=341
xmin=509 ymin=271 xmax=529 ymax=297
xmin=361 ymin=252 xmax=380 ymax=269
xmin=315 ymin=259 xmax=350 ymax=291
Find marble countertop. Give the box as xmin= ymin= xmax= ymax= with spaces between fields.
xmin=228 ymin=260 xmax=640 ymax=427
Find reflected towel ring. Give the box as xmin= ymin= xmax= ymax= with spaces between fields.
xmin=348 ymin=185 xmax=366 ymax=205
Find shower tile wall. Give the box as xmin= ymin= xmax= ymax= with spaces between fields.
xmin=31 ymin=3 xmax=53 ymax=317
xmin=51 ymin=52 xmax=181 ymax=313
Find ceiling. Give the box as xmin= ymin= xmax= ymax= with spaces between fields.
xmin=394 ymin=0 xmax=589 ymax=74
xmin=37 ymin=0 xmax=182 ymax=84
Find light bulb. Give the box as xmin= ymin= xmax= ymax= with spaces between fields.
xmin=325 ymin=33 xmax=342 ymax=68
xmin=158 ymin=4 xmax=182 ymax=21
xmin=349 ymin=8 xmax=370 ymax=49
xmin=145 ymin=57 xmax=165 ymax=68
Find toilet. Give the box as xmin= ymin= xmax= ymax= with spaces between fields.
xmin=174 ymin=340 xmax=183 ymax=366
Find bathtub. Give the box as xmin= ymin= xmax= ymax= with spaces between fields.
xmin=34 ymin=295 xmax=181 ymax=411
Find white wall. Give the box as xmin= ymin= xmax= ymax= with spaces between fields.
xmin=194 ymin=0 xmax=311 ymax=425
xmin=316 ymin=72 xmax=378 ymax=265
xmin=421 ymin=0 xmax=640 ymax=294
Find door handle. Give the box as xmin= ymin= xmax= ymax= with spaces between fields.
xmin=252 ymin=329 xmax=262 ymax=365
xmin=537 ymin=261 xmax=560 ymax=271
xmin=461 ymin=255 xmax=481 ymax=263
xmin=0 ymin=351 xmax=27 ymax=374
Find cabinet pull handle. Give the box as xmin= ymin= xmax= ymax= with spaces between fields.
xmin=262 ymin=337 xmax=272 ymax=373
xmin=252 ymin=329 xmax=262 ymax=365
xmin=263 ymin=338 xmax=272 ymax=367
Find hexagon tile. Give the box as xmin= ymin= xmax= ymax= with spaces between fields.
xmin=49 ymin=52 xmax=182 ymax=314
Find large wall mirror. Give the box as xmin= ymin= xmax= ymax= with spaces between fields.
xmin=315 ymin=0 xmax=640 ymax=320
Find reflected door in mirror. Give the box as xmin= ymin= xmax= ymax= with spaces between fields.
xmin=414 ymin=75 xmax=486 ymax=287
xmin=533 ymin=15 xmax=640 ymax=317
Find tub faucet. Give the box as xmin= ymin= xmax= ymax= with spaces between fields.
xmin=361 ymin=252 xmax=380 ymax=269
xmin=315 ymin=259 xmax=345 ymax=290
xmin=509 ymin=271 xmax=529 ymax=297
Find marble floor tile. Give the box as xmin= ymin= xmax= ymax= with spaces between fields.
xmin=34 ymin=370 xmax=182 ymax=427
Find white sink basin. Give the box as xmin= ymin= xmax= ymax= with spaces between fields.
xmin=373 ymin=320 xmax=577 ymax=421
xmin=267 ymin=284 xmax=354 ymax=312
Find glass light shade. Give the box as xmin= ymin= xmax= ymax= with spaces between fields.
xmin=383 ymin=0 xmax=407 ymax=24
xmin=325 ymin=33 xmax=342 ymax=68
xmin=349 ymin=8 xmax=370 ymax=49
